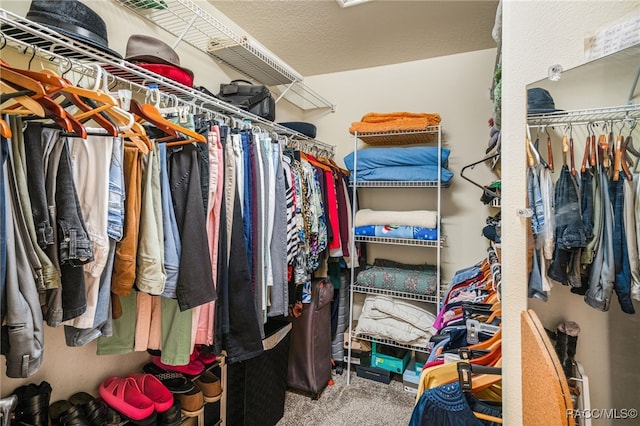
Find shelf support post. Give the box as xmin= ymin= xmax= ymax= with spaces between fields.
xmin=172 ymin=13 xmax=199 ymax=50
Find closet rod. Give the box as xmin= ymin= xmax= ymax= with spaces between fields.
xmin=527 ymin=104 xmax=639 ymax=126
xmin=0 ymin=8 xmax=335 ymax=157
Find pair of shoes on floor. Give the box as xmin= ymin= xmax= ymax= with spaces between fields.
xmin=11 ymin=381 xmax=52 ymax=426
xmin=50 ymin=392 xmax=121 ymax=426
xmin=143 ymin=363 xmax=222 ymax=417
xmin=99 ymin=374 xmax=173 ymax=423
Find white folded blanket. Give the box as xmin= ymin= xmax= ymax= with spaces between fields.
xmin=355 ymin=295 xmax=436 ymax=346
xmin=355 ymin=209 xmax=438 ymax=229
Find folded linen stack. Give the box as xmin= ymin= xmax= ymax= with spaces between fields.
xmin=354 ymin=208 xmax=439 ymax=241
xmin=349 ymin=112 xmax=441 ymax=134
xmin=355 ymin=295 xmax=437 ymax=346
xmin=344 ymin=146 xmax=454 ymax=184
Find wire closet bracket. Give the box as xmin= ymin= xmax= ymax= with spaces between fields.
xmin=0 ymin=8 xmax=335 ymax=157
xmin=113 ymin=0 xmax=336 ymax=112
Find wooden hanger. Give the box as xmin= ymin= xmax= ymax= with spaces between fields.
xmin=129 ymin=99 xmax=205 ymax=147
xmin=1 ymin=80 xmax=46 ymax=117
xmin=0 ymin=117 xmax=11 ymax=138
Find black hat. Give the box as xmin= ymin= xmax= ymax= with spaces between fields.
xmin=278 ymin=122 xmax=317 ymax=138
xmin=25 ymin=0 xmax=122 ymax=59
xmin=527 ymin=88 xmax=562 ymax=114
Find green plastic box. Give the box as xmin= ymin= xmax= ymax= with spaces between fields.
xmin=371 ymin=342 xmax=411 ymax=373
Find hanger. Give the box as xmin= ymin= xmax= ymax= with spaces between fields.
xmin=0 ymin=80 xmax=46 ymax=117
xmin=0 ymin=58 xmax=82 ymax=134
xmin=457 ymin=362 xmax=503 ymax=423
xmin=0 ymin=117 xmax=11 ymax=138
xmin=129 ymin=99 xmax=206 ymax=147
xmin=460 ymin=153 xmax=501 ymax=198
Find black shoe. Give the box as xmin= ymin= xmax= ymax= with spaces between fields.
xmin=158 ymin=399 xmax=182 ymax=426
xmin=12 ymin=381 xmax=52 ymax=426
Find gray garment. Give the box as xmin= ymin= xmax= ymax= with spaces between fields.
xmin=3 ymin=142 xmax=45 ymax=378
xmin=585 ymin=167 xmax=615 ymax=311
xmin=224 ymin=135 xmax=236 ymax=261
xmin=64 ymin=239 xmax=116 ymax=346
xmin=625 ymin=177 xmax=640 ymax=300
xmin=268 ymin=142 xmax=288 ymax=317
xmin=7 ymin=118 xmax=45 ymax=295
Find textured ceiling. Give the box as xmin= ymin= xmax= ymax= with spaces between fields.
xmin=208 ymin=0 xmax=500 ymax=77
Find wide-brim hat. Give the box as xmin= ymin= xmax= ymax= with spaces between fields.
xmin=125 ymin=34 xmax=194 ymax=83
xmin=137 ymin=63 xmax=194 ymax=88
xmin=527 ymin=87 xmax=562 ymax=114
xmin=25 ymin=0 xmax=122 ymax=59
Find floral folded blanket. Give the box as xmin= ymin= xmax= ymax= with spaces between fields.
xmin=349 ymin=112 xmax=442 ymax=134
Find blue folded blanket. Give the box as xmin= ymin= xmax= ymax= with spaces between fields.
xmin=355 ymin=225 xmax=438 ymax=241
xmin=350 ymin=165 xmax=454 ymax=184
xmin=344 ymin=146 xmax=450 ymax=170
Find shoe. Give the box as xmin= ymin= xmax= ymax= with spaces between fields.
xmin=58 ymin=405 xmax=91 ymax=426
xmin=50 ymin=400 xmax=73 ymax=425
xmin=142 ymin=363 xmax=195 ymax=394
xmin=68 ymin=392 xmax=120 ymax=426
xmin=193 ymin=345 xmax=218 ymax=366
xmin=174 ymin=387 xmax=203 ymax=418
xmin=194 ymin=371 xmax=222 ymax=403
xmin=98 ymin=376 xmax=155 ymax=421
xmin=128 ymin=374 xmax=174 ymax=413
xmin=12 ymin=381 xmax=52 ymax=426
xmin=157 ymin=399 xmax=182 ymax=426
xmin=0 ymin=395 xmax=18 ymax=426
xmin=151 ymin=355 xmax=204 ymax=377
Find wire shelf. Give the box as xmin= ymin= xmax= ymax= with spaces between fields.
xmin=0 ymin=8 xmax=335 ymax=156
xmin=354 ymin=126 xmax=441 ymax=146
xmin=354 ymin=235 xmax=443 ymax=247
xmin=350 ymin=180 xmax=442 ymax=188
xmin=113 ymin=0 xmax=335 ymax=111
xmin=352 ymin=333 xmax=430 ymax=353
xmin=527 ymin=104 xmax=640 ymax=126
xmin=352 ymin=285 xmax=439 ymax=303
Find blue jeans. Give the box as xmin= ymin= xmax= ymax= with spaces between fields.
xmin=609 ymin=176 xmax=635 ymax=314
xmin=107 ymin=137 xmax=125 ymax=241
xmin=241 ymin=130 xmax=253 ymax=274
xmin=159 ymin=143 xmax=181 ymax=299
xmin=581 ymin=168 xmax=594 ymax=241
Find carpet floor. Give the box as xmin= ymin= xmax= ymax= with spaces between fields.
xmin=277 ymin=368 xmax=416 ymax=426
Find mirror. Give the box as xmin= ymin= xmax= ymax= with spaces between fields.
xmin=526 ymin=42 xmax=640 ymax=422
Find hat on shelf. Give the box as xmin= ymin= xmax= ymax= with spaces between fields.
xmin=24 ymin=0 xmax=122 ymax=59
xmin=278 ymin=122 xmax=317 ymax=138
xmin=125 ymin=34 xmax=195 ymax=87
xmin=527 ymin=87 xmax=563 ymax=114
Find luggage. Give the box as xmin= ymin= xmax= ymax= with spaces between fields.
xmin=216 ymin=79 xmax=276 ymax=121
xmin=287 ymin=278 xmax=334 ymax=399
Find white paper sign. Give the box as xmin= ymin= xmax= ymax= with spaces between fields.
xmin=585 ymin=15 xmax=640 ymax=61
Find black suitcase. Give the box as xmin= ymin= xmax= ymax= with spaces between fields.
xmin=287 ymin=278 xmax=334 ymax=399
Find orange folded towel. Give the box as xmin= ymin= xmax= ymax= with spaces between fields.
xmin=349 ymin=112 xmax=441 ymax=134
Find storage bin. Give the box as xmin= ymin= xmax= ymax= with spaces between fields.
xmin=226 ymin=319 xmax=292 ymax=426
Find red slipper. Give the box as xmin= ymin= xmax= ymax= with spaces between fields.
xmin=151 ymin=355 xmax=204 ymax=376
xmin=98 ymin=377 xmax=155 ymax=421
xmin=129 ymin=374 xmax=174 ymax=413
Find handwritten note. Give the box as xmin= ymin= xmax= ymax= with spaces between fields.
xmin=584 ymin=15 xmax=640 ymax=61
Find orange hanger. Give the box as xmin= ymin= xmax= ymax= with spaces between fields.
xmin=468 ymin=328 xmax=502 ymax=351
xmin=129 ymin=100 xmax=205 ymax=147
xmin=1 ymin=80 xmax=46 ymax=117
xmin=0 ymin=117 xmax=11 ymax=138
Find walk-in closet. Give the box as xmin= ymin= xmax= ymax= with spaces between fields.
xmin=1 ymin=1 xmax=639 ymax=426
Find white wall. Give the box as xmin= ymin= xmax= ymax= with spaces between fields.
xmin=304 ymin=48 xmax=500 ymax=284
xmin=501 ymin=1 xmax=639 ymax=424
